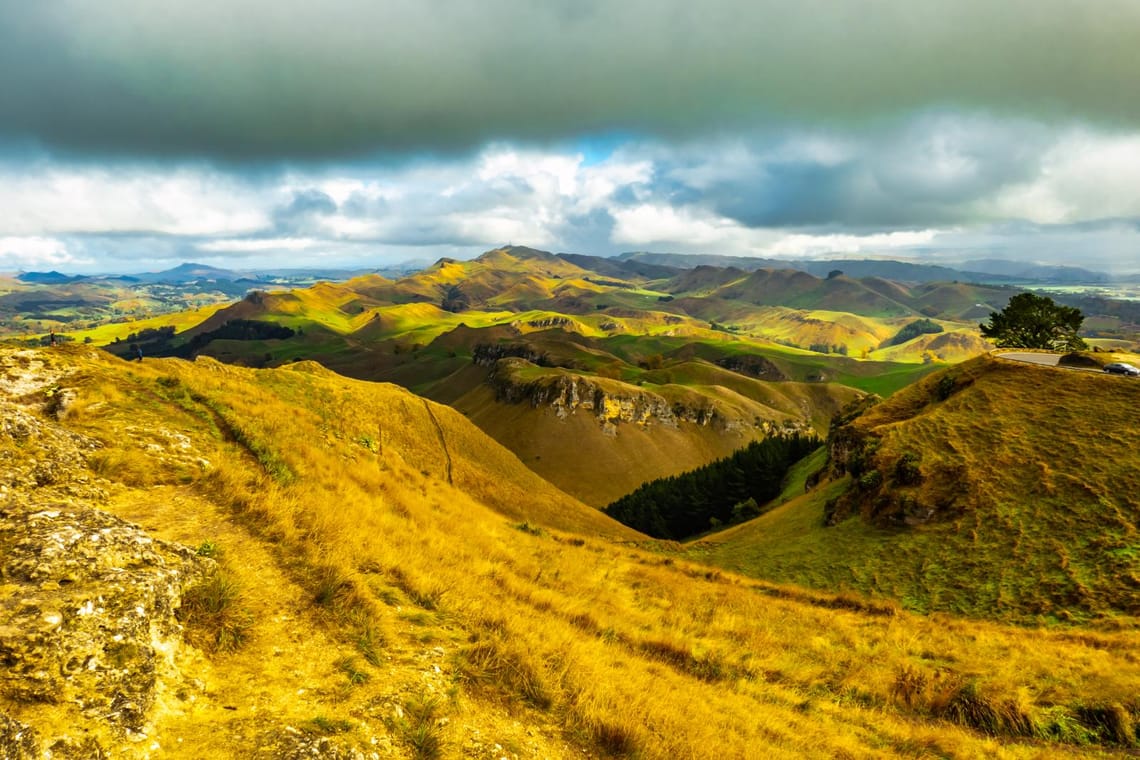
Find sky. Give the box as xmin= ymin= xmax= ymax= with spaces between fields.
xmin=1 ymin=1 xmax=1139 ymax=274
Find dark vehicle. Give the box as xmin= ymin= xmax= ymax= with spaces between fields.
xmin=1103 ymin=362 xmax=1140 ymax=376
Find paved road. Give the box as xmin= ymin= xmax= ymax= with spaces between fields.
xmin=995 ymin=351 xmax=1121 ymax=375
xmin=995 ymin=351 xmax=1062 ymax=367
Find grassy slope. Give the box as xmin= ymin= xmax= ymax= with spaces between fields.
xmin=696 ymin=355 xmax=1140 ymax=625
xmin=7 ymin=345 xmax=1140 ymax=757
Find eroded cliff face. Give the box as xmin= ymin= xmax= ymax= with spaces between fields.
xmin=488 ymin=357 xmax=807 ymax=437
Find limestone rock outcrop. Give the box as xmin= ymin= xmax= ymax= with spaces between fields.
xmin=488 ymin=357 xmax=808 ymax=437
xmin=0 ymin=501 xmax=212 ymax=752
xmin=1 ymin=348 xmax=212 ymax=757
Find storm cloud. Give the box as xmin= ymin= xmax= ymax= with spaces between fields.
xmin=2 ymin=1 xmax=1139 ymax=159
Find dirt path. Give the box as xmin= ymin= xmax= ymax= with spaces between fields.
xmin=104 ymin=485 xmax=386 ymax=757
xmin=423 ymin=399 xmax=454 ymax=485
xmin=103 ymin=484 xmax=583 ymax=759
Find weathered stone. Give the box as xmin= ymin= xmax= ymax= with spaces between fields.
xmin=0 ymin=501 xmax=211 ymax=733
xmin=0 ymin=713 xmax=40 ymax=760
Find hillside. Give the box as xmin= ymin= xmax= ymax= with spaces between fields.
xmin=75 ymin=248 xmax=974 ymax=498
xmin=695 ymin=355 xmax=1140 ymax=624
xmin=444 ymin=358 xmax=862 ymax=505
xmin=5 ymin=345 xmax=1140 ymax=757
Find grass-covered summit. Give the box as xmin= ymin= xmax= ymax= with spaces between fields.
xmin=698 ymin=353 xmax=1140 ymax=624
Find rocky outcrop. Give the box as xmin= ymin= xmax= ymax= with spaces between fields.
xmin=488 ymin=358 xmax=807 ymax=437
xmin=0 ymin=501 xmax=212 ymax=753
xmin=489 ymin=359 xmax=712 ymax=431
xmin=0 ymin=348 xmax=212 ymax=757
xmin=472 ymin=343 xmax=550 ymax=368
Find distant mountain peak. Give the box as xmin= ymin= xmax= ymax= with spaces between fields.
xmin=16 ymin=270 xmax=83 ymax=284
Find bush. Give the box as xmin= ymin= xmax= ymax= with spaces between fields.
xmin=893 ymin=453 xmax=923 ymax=486
xmin=936 ymin=374 xmax=956 ymax=401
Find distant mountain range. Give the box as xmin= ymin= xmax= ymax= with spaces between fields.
xmin=613 ymin=252 xmax=1113 ymax=284
xmin=15 ymin=261 xmax=428 ymax=286
xmin=12 ymin=253 xmax=1114 ymax=286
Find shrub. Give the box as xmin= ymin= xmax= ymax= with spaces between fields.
xmin=732 ymin=497 xmax=761 ymax=522
xmin=893 ymin=453 xmax=923 ymax=486
xmin=195 ymin=538 xmax=222 ymax=558
xmin=936 ymin=374 xmax=956 ymax=401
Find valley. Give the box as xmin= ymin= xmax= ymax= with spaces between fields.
xmin=4 ymin=250 xmax=1140 ymax=757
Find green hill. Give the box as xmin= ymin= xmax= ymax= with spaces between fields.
xmin=695 ymin=354 xmax=1140 ymax=624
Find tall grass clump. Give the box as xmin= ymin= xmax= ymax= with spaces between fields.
xmin=179 ymin=569 xmax=253 ymax=653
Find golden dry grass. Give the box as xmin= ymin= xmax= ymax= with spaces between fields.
xmin=10 ymin=345 xmax=1140 ymax=757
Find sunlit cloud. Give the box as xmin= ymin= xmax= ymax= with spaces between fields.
xmin=0 ymin=236 xmax=88 ymax=269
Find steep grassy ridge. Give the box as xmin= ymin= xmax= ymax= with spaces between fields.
xmin=697 ymin=355 xmax=1140 ymax=624
xmin=6 ymin=346 xmax=1140 ymax=756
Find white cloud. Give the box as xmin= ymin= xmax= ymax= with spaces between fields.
xmin=612 ymin=203 xmax=943 ymax=259
xmin=197 ymin=237 xmax=320 ymax=253
xmin=763 ymin=230 xmax=942 ymax=258
xmin=611 ymin=204 xmax=762 ymax=249
xmin=0 ymin=236 xmax=86 ymax=269
xmin=991 ymin=130 xmax=1140 ymax=224
xmin=0 ymin=164 xmax=273 ymax=237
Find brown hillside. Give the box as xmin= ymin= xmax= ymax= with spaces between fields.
xmin=7 ymin=346 xmax=1140 ymax=757
xmin=450 ymin=361 xmax=863 ymax=505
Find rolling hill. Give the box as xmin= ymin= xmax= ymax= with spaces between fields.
xmin=70 ymin=246 xmax=1008 ymax=504
xmin=4 ymin=345 xmax=1140 ymax=757
xmin=695 ymin=354 xmax=1140 ymax=624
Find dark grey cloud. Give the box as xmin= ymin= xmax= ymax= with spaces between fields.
xmin=1 ymin=1 xmax=1138 ymax=159
xmin=646 ymin=116 xmax=1058 ymax=229
xmin=273 ymin=189 xmax=339 ymax=233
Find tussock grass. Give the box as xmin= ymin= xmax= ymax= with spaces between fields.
xmin=43 ymin=348 xmax=1140 ymax=757
xmin=459 ymin=634 xmax=553 ymax=709
xmin=393 ymin=689 xmax=446 ymax=760
xmin=179 ymin=569 xmax=253 ymax=653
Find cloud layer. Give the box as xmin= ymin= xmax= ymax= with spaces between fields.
xmin=3 ymin=115 xmax=1140 ymax=273
xmin=2 ymin=1 xmax=1139 ymax=158
xmin=1 ymin=2 xmax=1138 ymax=273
